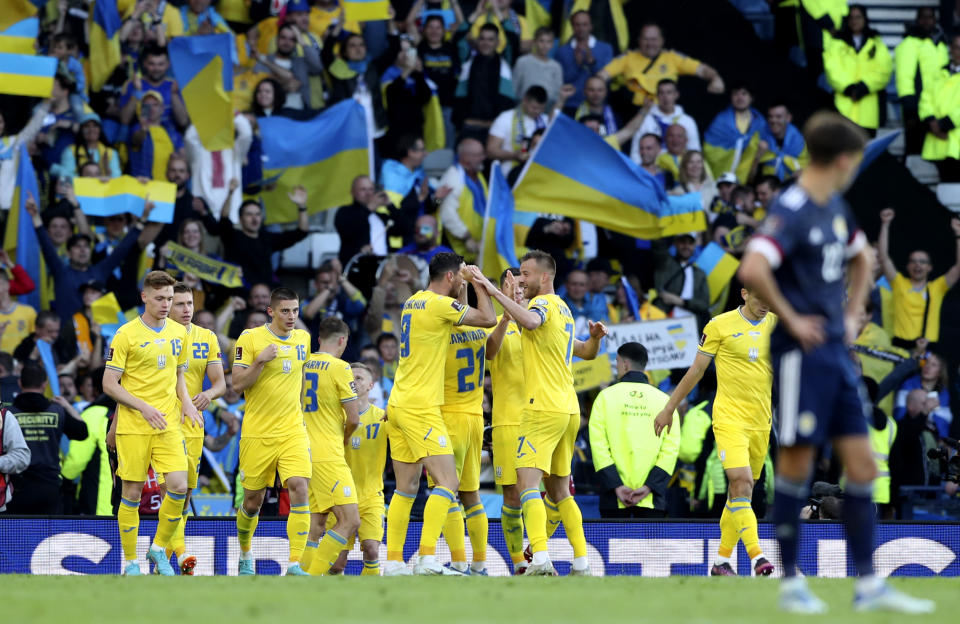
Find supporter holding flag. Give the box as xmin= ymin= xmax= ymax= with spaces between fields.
xmin=703 ymin=83 xmax=767 ymax=184
xmin=754 ymin=102 xmax=809 ymax=181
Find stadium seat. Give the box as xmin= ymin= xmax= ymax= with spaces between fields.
xmin=905 ymin=155 xmax=940 ymax=185
xmin=936 ymin=183 xmax=960 ymax=213
xmin=278 ymin=231 xmax=341 ymax=271
xmin=423 ymin=148 xmax=454 ymax=179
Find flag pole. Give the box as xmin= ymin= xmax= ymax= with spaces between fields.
xmin=478 ymin=162 xmax=498 ymax=274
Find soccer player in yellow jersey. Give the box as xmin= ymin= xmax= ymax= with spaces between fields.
xmin=158 ymin=282 xmax=226 ymax=574
xmin=654 ymin=287 xmax=776 ymax=577
xmin=383 ymin=252 xmax=496 ymax=576
xmin=102 ymin=271 xmax=201 ymax=576
xmin=232 ymin=287 xmax=313 ymax=576
xmin=298 ymin=317 xmax=362 ymax=576
xmin=477 ymin=250 xmax=608 ymax=576
xmin=485 ymin=267 xmax=529 ymax=573
xmin=327 ymin=362 xmax=389 ymax=575
xmin=436 ymin=284 xmax=491 ymax=575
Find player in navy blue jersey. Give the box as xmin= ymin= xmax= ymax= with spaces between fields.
xmin=740 ymin=112 xmax=935 ymax=615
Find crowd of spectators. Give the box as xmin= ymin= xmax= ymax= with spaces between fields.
xmin=0 ymin=0 xmax=958 ymax=521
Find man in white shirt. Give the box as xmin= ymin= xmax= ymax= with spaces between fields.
xmin=184 ymin=114 xmax=253 ymax=221
xmin=486 ymin=86 xmax=549 ymax=176
xmin=630 ymin=78 xmax=700 ymax=163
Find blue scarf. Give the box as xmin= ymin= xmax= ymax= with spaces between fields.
xmin=758 ymin=123 xmax=806 ymax=180
xmin=461 ymin=165 xmax=486 ymax=217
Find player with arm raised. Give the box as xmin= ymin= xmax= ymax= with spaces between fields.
xmin=231 ymin=287 xmax=313 ymax=576
xmin=382 ymin=252 xmax=496 ymax=576
xmin=102 ymin=271 xmax=200 ymax=576
xmin=654 ymin=287 xmax=776 ymax=577
xmin=739 ymin=112 xmax=934 ymax=614
xmin=298 ymin=317 xmax=362 ymax=576
xmin=475 ymin=250 xmax=608 ymax=576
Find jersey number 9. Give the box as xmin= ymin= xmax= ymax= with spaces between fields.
xmin=399 ymin=313 xmax=412 ymax=358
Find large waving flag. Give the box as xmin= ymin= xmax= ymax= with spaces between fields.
xmin=513 ymin=114 xmax=706 ymax=239
xmin=89 ymin=0 xmax=122 ymax=92
xmin=169 ymin=33 xmax=234 ymax=152
xmin=0 ymin=0 xmax=38 ymax=32
xmin=479 ymin=162 xmax=521 ymax=274
xmin=0 ymin=52 xmax=56 ymax=97
xmin=0 ymin=16 xmax=37 ymax=54
xmin=73 ymin=176 xmax=176 ymax=223
xmin=694 ymin=242 xmax=740 ymax=304
xmin=3 ymin=144 xmax=42 ymax=310
xmin=258 ymin=100 xmax=371 ymax=224
xmin=343 ymin=0 xmax=391 ymax=22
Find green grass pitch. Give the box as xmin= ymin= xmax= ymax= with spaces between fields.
xmin=7 ymin=576 xmax=956 ymax=623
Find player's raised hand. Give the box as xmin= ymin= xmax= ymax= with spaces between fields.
xmin=192 ymin=391 xmax=211 ymax=411
xmin=587 ymin=320 xmax=608 ymax=339
xmin=879 ymin=207 xmax=894 ymax=225
xmin=256 ymin=344 xmax=279 ymax=363
xmin=140 ymin=404 xmax=167 ymax=430
xmin=653 ymin=407 xmax=673 ymax=437
xmin=786 ymin=314 xmax=826 ymax=352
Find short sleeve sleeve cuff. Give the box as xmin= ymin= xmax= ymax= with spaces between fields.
xmin=845 ymin=230 xmax=867 ymax=259
xmin=745 ymin=235 xmax=784 ymax=270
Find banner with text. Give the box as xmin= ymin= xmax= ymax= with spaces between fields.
xmin=164 ymin=242 xmax=244 ymax=288
xmin=572 ymin=353 xmax=613 ymax=391
xmin=605 ymin=317 xmax=699 ymax=370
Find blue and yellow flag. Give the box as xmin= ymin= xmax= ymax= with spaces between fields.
xmin=258 ymin=99 xmax=371 ymax=224
xmin=620 ymin=275 xmax=641 ymax=319
xmin=525 ymin=0 xmax=552 ymax=30
xmin=169 ymin=33 xmax=234 ymax=152
xmin=481 ymin=162 xmax=521 ymax=274
xmin=0 ymin=52 xmax=56 ymax=97
xmin=3 ymin=144 xmax=43 ymax=310
xmin=694 ymin=242 xmax=740 ymax=304
xmin=513 ymin=114 xmax=706 ymax=239
xmin=0 ymin=0 xmax=38 ymax=32
xmin=74 ymin=176 xmax=176 ymax=223
xmin=343 ymin=0 xmax=391 ymax=22
xmin=703 ymin=107 xmax=766 ymax=183
xmin=89 ymin=0 xmax=122 ymax=92
xmin=0 ymin=17 xmax=37 ymax=54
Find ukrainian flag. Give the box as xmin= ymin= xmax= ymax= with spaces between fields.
xmin=694 ymin=242 xmax=740 ymax=304
xmin=73 ymin=176 xmax=176 ymax=223
xmin=89 ymin=0 xmax=122 ymax=92
xmin=0 ymin=0 xmax=38 ymax=32
xmin=0 ymin=17 xmax=38 ymax=54
xmin=3 ymin=144 xmax=43 ymax=310
xmin=169 ymin=34 xmax=234 ymax=152
xmin=513 ymin=114 xmax=706 ymax=239
xmin=0 ymin=52 xmax=56 ymax=97
xmin=481 ymin=162 xmax=521 ymax=274
xmin=258 ymin=99 xmax=371 ymax=225
xmin=343 ymin=0 xmax=391 ymax=22
xmin=525 ymin=0 xmax=552 ymax=30
xmin=703 ymin=107 xmax=766 ymax=183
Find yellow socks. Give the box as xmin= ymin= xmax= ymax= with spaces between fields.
xmin=443 ymin=501 xmax=466 ymax=563
xmin=544 ymin=495 xmax=563 ymax=538
xmin=501 ymin=504 xmax=525 ymax=565
xmin=308 ymin=529 xmax=347 ymax=576
xmin=557 ymin=496 xmax=586 ymax=559
xmin=520 ymin=488 xmax=548 ymax=554
xmin=419 ymin=486 xmax=456 ymax=556
xmin=237 ymin=505 xmax=260 ymax=553
xmin=169 ymin=511 xmax=188 ymax=557
xmin=301 ymin=539 xmax=319 ymax=573
xmin=464 ymin=502 xmax=488 ymax=566
xmin=287 ymin=502 xmax=310 ymax=563
xmin=729 ymin=497 xmax=763 ymax=560
xmin=361 ymin=560 xmax=380 ymax=576
xmin=386 ymin=490 xmax=416 ymax=563
xmin=118 ymin=497 xmax=140 ymax=561
xmin=153 ymin=490 xmax=185 ymax=550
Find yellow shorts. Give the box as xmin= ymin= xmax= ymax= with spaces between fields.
xmin=239 ymin=430 xmax=312 ymax=491
xmin=492 ymin=424 xmax=520 ymax=486
xmin=308 ymin=460 xmax=359 ymax=513
xmin=516 ymin=410 xmax=578 ymax=477
xmin=426 ymin=409 xmax=482 ymax=492
xmin=387 ymin=404 xmax=453 ymax=463
xmin=155 ymin=436 xmax=203 ymax=488
xmin=116 ymin=430 xmax=187 ymax=483
xmin=713 ymin=424 xmax=770 ymax=480
xmin=327 ymin=492 xmax=385 ymax=544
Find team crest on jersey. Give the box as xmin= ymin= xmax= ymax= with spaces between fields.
xmin=718 ymin=450 xmax=726 ymax=462
xmin=351 ymin=436 xmax=361 ymax=449
xmin=798 ymin=411 xmax=817 ymax=436
xmin=438 ymin=435 xmax=447 ymax=448
xmin=808 ymin=227 xmax=824 ymax=244
xmin=282 ymin=359 xmax=292 ymax=374
xmin=495 ymin=466 xmax=502 ymax=478
xmin=748 ymin=347 xmax=759 ymax=362
xmin=832 ymin=215 xmax=848 ymax=241
xmin=157 ymin=354 xmax=166 ymax=369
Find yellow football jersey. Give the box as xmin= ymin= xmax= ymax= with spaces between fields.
xmin=180 ymin=323 xmax=223 ymax=438
xmin=0 ymin=303 xmax=36 ymax=353
xmin=106 ymin=317 xmax=188 ymax=435
xmin=389 ymin=290 xmax=468 ymax=409
xmin=442 ymin=326 xmax=490 ymax=412
xmin=302 ymin=352 xmax=358 ymax=461
xmin=345 ymin=404 xmax=388 ymax=498
xmin=523 ymin=295 xmax=578 ymax=413
xmin=490 ymin=317 xmax=524 ymax=426
xmin=233 ymin=325 xmax=310 ymax=438
xmin=698 ymin=308 xmax=777 ymax=431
